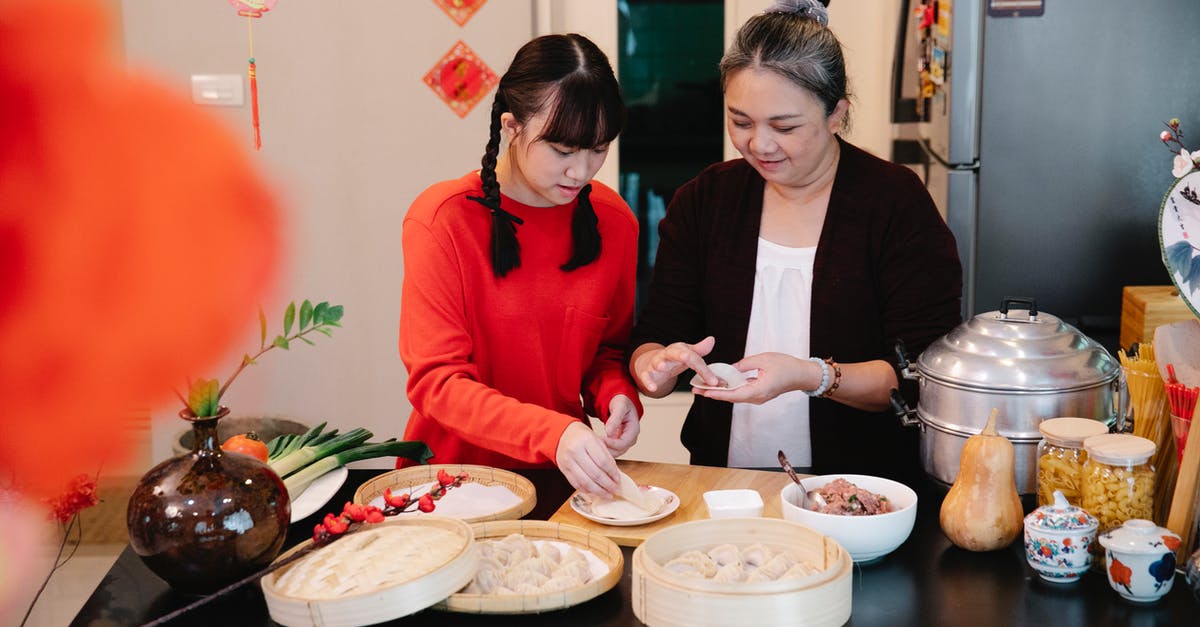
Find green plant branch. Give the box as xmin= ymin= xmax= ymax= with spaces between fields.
xmin=215 ymin=322 xmax=337 ymax=401
xmin=176 ymin=300 xmax=343 ymax=417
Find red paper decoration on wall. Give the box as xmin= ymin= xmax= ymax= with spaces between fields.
xmin=422 ymin=40 xmax=498 ymax=119
xmin=432 ymin=0 xmax=486 ymax=26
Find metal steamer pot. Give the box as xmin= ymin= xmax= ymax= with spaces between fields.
xmin=891 ymin=298 xmax=1127 ymax=494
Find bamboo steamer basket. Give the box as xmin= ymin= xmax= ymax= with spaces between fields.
xmin=353 ymin=464 xmax=536 ymax=522
xmin=261 ymin=516 xmax=476 ymax=627
xmin=436 ymin=519 xmax=623 ymax=614
xmin=632 ymin=518 xmax=852 ymax=627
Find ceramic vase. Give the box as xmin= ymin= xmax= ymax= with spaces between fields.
xmin=126 ymin=407 xmax=290 ymax=594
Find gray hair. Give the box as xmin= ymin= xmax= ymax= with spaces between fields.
xmin=720 ymin=3 xmax=849 ymax=121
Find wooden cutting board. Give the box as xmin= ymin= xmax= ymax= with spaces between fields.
xmin=547 ymin=460 xmax=795 ymax=546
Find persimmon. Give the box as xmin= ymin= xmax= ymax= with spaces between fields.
xmin=221 ymin=432 xmax=269 ymax=462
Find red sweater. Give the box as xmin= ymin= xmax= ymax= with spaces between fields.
xmin=400 ymin=172 xmax=643 ymax=468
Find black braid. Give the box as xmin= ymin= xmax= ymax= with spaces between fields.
xmin=560 ymin=183 xmax=601 ymax=271
xmin=472 ymin=96 xmax=523 ymax=278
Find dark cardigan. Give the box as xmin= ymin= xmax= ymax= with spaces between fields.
xmin=630 ymin=138 xmax=963 ymax=482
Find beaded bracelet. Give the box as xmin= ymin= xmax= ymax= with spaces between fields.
xmin=820 ymin=358 xmax=842 ymax=398
xmin=804 ymin=357 xmax=831 ymax=397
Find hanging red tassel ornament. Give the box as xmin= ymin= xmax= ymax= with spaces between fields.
xmin=248 ymin=57 xmax=261 ymax=149
xmin=229 ymin=0 xmax=277 ymax=150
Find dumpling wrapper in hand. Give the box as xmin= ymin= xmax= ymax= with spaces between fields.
xmin=690 ymin=363 xmax=754 ymax=391
xmin=590 ymin=472 xmax=666 ymax=519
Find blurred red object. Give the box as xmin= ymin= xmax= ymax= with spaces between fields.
xmin=0 ymin=0 xmax=281 ymax=499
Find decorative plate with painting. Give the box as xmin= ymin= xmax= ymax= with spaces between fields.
xmin=1160 ymin=169 xmax=1200 ymax=319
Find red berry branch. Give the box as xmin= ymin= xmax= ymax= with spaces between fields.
xmin=143 ymin=469 xmax=470 ymax=627
xmin=312 ymin=468 xmax=467 ymax=544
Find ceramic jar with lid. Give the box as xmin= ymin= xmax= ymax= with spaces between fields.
xmin=1080 ymin=434 xmax=1155 ymax=533
xmin=1098 ymin=519 xmax=1180 ymax=603
xmin=1036 ymin=417 xmax=1110 ymax=507
xmin=1023 ymin=489 xmax=1099 ymax=582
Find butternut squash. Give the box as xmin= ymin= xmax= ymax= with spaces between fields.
xmin=939 ymin=408 xmax=1023 ymax=551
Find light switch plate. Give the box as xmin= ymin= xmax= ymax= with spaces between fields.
xmin=190 ymin=74 xmax=244 ymax=107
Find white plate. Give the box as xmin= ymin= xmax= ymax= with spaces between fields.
xmin=569 ymin=486 xmax=679 ymax=527
xmin=289 ymin=465 xmax=349 ymax=523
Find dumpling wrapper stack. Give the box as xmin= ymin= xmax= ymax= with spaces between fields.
xmin=590 ymin=472 xmax=667 ymax=519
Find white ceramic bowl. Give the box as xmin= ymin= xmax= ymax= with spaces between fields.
xmin=779 ymin=474 xmax=918 ymax=563
xmin=702 ymin=489 xmax=764 ymax=518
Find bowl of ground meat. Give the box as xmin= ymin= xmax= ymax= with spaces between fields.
xmin=780 ymin=475 xmax=918 ymax=563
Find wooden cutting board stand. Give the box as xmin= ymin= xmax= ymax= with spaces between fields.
xmin=547 ymin=460 xmax=795 ymax=547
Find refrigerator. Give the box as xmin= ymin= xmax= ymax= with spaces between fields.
xmin=891 ymin=0 xmax=1200 ymax=348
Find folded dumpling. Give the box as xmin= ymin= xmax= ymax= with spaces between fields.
xmin=707 ymin=543 xmax=741 ymax=568
xmin=664 ymin=550 xmax=718 ymax=578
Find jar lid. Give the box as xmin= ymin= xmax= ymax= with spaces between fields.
xmin=915 ymin=303 xmax=1119 ymax=391
xmin=1083 ymin=433 xmax=1156 ymax=465
xmin=1024 ymin=490 xmax=1098 ymax=532
xmin=1098 ymin=519 xmax=1181 ymax=554
xmin=1039 ymin=417 xmax=1110 ymax=447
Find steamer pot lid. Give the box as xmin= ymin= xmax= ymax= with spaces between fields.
xmin=915 ymin=299 xmax=1119 ymax=391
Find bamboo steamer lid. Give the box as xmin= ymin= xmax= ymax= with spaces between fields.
xmin=261 ymin=516 xmax=476 ymax=627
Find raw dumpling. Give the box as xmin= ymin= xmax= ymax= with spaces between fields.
xmin=707 ymin=544 xmax=741 ymax=568
xmin=503 ymin=568 xmax=549 ymax=590
xmin=617 ymin=472 xmax=666 ymax=514
xmin=739 ymin=543 xmax=772 ymax=568
xmin=590 ymin=473 xmax=666 ymax=520
xmin=540 ymin=574 xmax=579 ymax=593
xmin=495 ymin=533 xmax=537 ymax=564
xmin=553 ymin=559 xmax=592 ymax=585
xmin=757 ymin=552 xmax=796 ymax=580
xmin=466 ymin=565 xmax=502 ymax=594
xmin=782 ymin=561 xmax=819 ymax=579
xmin=712 ymin=562 xmax=744 ymax=583
xmin=664 ymin=550 xmax=718 ymax=578
xmin=537 ymin=541 xmax=562 ymax=562
xmin=512 ymin=582 xmax=542 ymax=595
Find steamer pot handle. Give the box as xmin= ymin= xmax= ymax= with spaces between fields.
xmin=999 ymin=296 xmax=1039 ymax=321
xmin=894 ymin=339 xmax=919 ymax=381
xmin=1114 ymin=368 xmax=1131 ymax=433
xmin=889 ymin=388 xmax=922 ymax=429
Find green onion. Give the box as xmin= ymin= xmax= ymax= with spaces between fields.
xmin=281 ymin=440 xmax=434 ymax=500
xmin=269 ymin=427 xmax=372 ymax=478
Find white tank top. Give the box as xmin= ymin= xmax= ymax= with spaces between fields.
xmin=727 ymin=237 xmax=817 ymax=468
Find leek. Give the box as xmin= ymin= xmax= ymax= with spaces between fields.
xmin=281 ymin=440 xmax=434 ymax=500
xmin=269 ymin=427 xmax=372 ymax=478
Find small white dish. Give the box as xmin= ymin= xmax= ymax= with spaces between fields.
xmin=570 ymin=486 xmax=679 ymax=527
xmin=690 ymin=363 xmax=757 ymax=391
xmin=702 ymin=489 xmax=764 ymax=518
xmin=289 ymin=465 xmax=349 ymax=523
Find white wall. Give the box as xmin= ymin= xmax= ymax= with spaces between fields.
xmin=123 ymin=0 xmax=534 ymax=463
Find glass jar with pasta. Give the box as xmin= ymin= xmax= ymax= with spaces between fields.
xmin=1037 ymin=417 xmax=1110 ymax=507
xmin=1080 ymin=434 xmax=1156 ymax=534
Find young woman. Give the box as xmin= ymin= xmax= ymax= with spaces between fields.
xmin=629 ymin=0 xmax=962 ymax=482
xmin=400 ymin=34 xmax=641 ymax=496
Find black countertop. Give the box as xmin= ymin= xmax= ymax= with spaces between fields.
xmin=73 ymin=468 xmax=1198 ymax=626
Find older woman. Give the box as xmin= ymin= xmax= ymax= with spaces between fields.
xmin=629 ymin=0 xmax=961 ymax=481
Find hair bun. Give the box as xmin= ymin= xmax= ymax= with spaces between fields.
xmin=764 ymin=0 xmax=828 ymax=26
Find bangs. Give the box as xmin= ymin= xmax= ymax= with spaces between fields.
xmin=536 ymin=73 xmax=625 ymax=149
